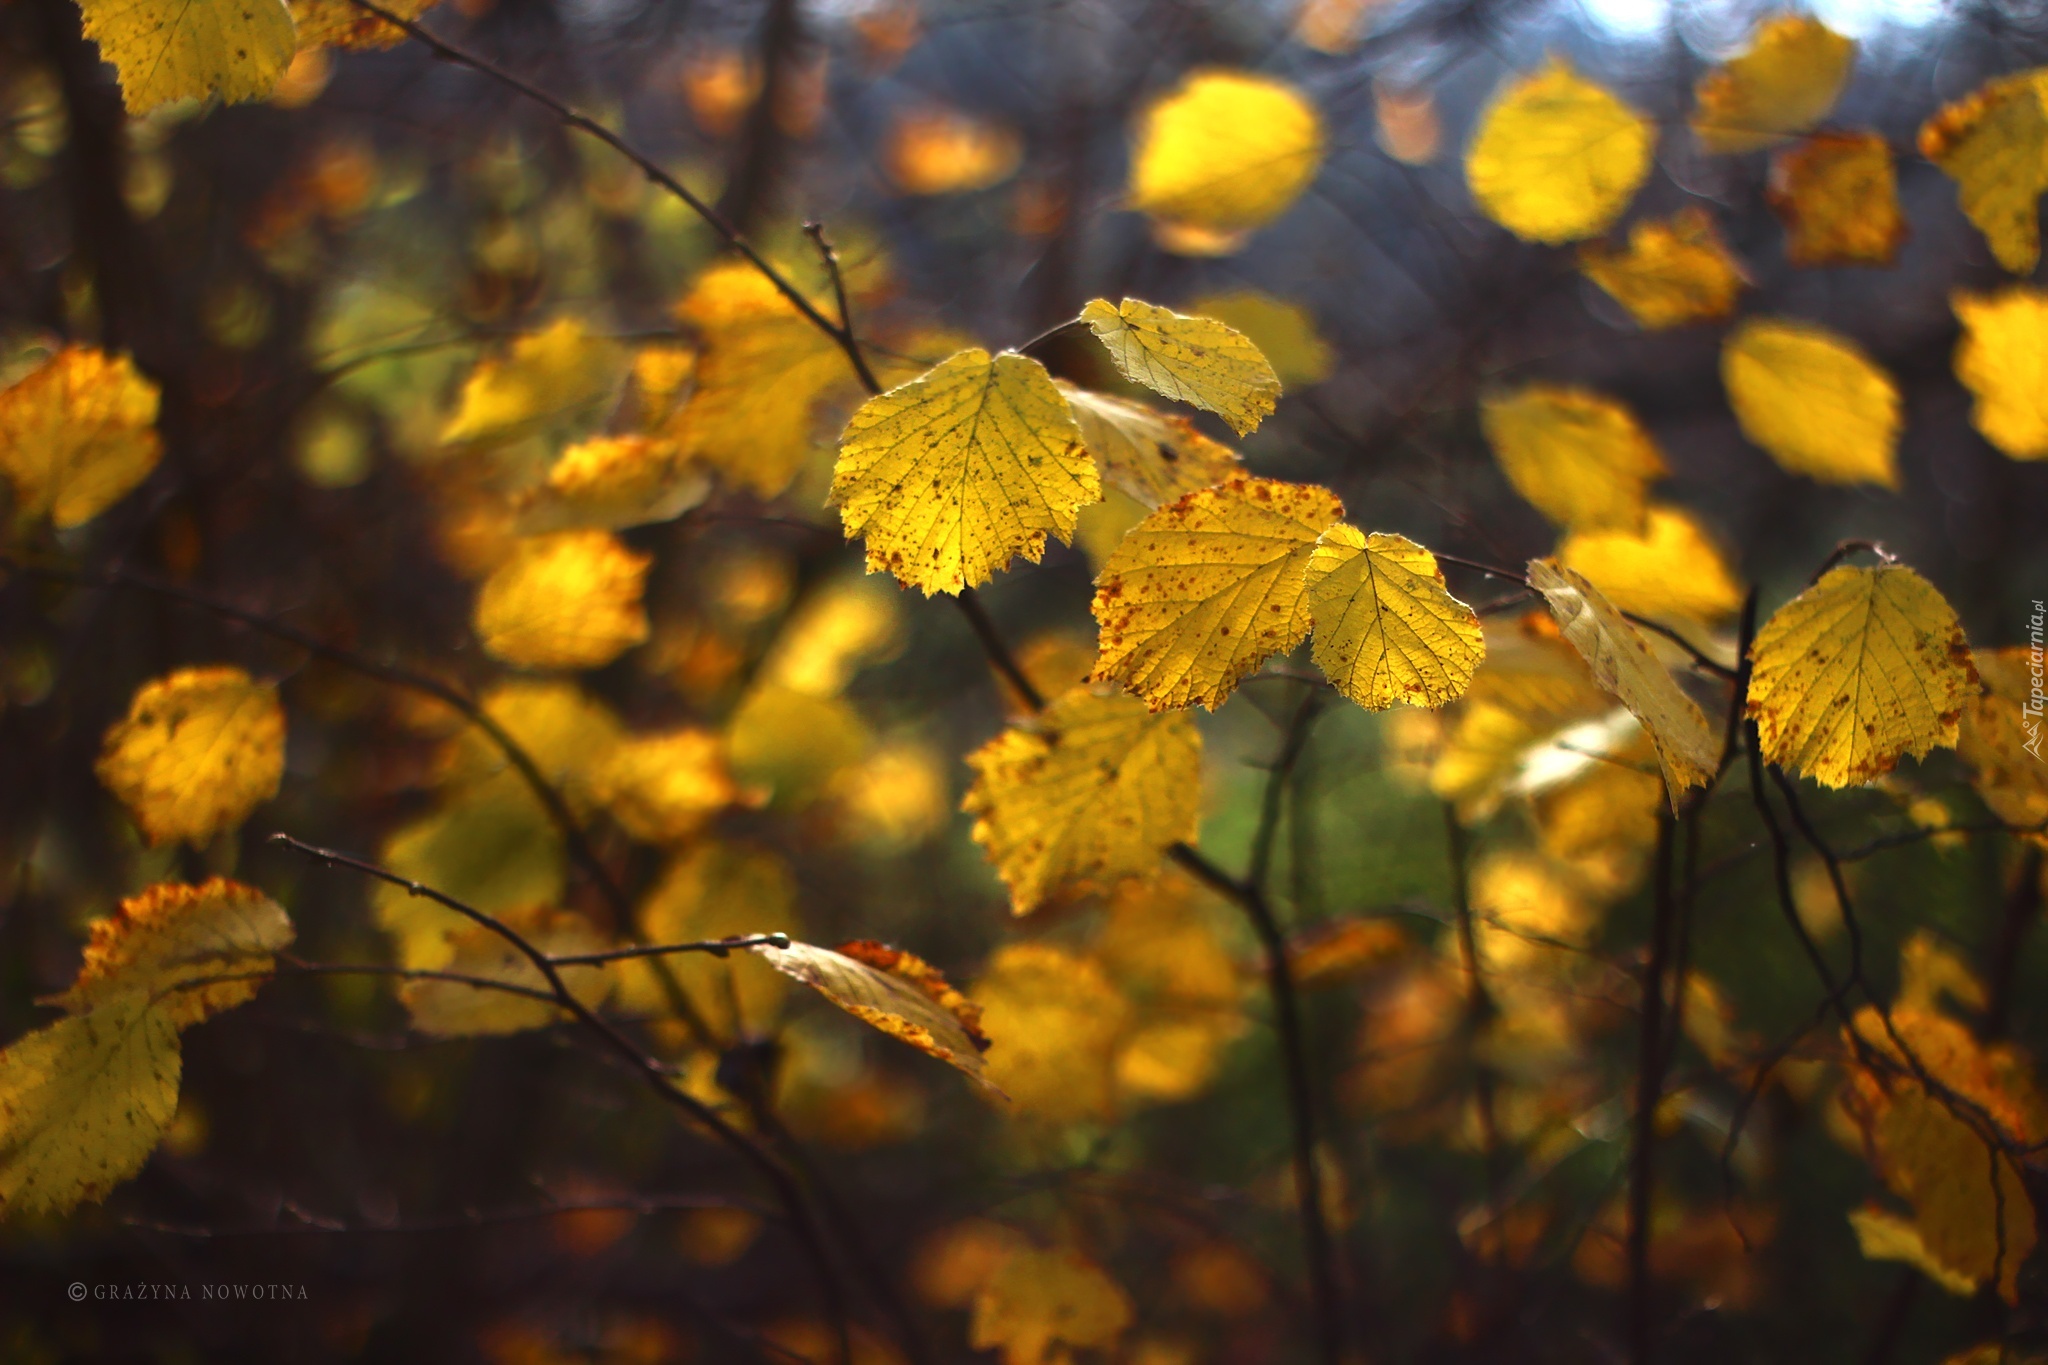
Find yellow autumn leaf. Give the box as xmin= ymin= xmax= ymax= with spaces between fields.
xmin=753 ymin=939 xmax=995 ymax=1089
xmin=1465 ymin=58 xmax=1654 ymax=244
xmin=1184 ymin=290 xmax=1333 ymax=387
xmin=962 ymin=685 xmax=1202 ymax=915
xmin=1746 ymin=565 xmax=1978 ymax=788
xmin=1691 ymin=15 xmax=1854 ymax=154
xmin=1304 ymin=524 xmax=1483 ymax=710
xmin=0 ymin=346 xmax=161 ymax=529
xmin=1057 ymin=384 xmax=1241 ymax=509
xmin=513 ymin=435 xmax=710 ymax=533
xmin=970 ymin=1244 xmax=1134 ymax=1365
xmin=1919 ymin=69 xmax=2048 ymax=275
xmin=1559 ymin=504 xmax=1745 ymax=624
xmin=589 ymin=729 xmax=749 ymax=845
xmin=1526 ymin=559 xmax=1717 ymax=806
xmin=400 ymin=907 xmax=611 ymax=1038
xmin=77 ymin=0 xmax=294 ymax=112
xmin=1429 ymin=619 xmax=1614 ymax=816
xmin=628 ymin=841 xmax=799 ymax=1036
xmin=830 ymin=348 xmax=1097 ymax=596
xmin=1768 ymin=131 xmax=1908 ymax=268
xmin=1578 ymin=208 xmax=1748 ymax=330
xmin=883 ymin=105 xmax=1022 ymax=195
xmin=436 ymin=679 xmax=623 ymax=809
xmin=1 ymin=878 xmax=292 ymax=1216
xmin=1479 ymin=384 xmax=1665 ymax=532
xmin=0 ymin=995 xmax=179 ymax=1216
xmin=970 ymin=943 xmax=1131 ymax=1122
xmin=1958 ymin=649 xmax=2048 ymax=842
xmin=53 ymin=879 xmax=294 ymax=1029
xmin=289 ymin=0 xmax=437 ymax=50
xmin=439 ymin=318 xmax=626 ymax=447
xmin=96 ymin=666 xmax=285 ymax=847
xmin=1127 ymin=69 xmax=1324 ymax=241
xmin=1090 ymin=476 xmax=1342 ymax=711
xmin=1952 ymin=286 xmax=2048 ymax=459
xmin=1078 ymin=298 xmax=1281 ymax=437
xmin=473 ymin=530 xmax=651 ymax=670
xmin=1722 ymin=318 xmax=1900 ymax=488
xmin=726 ymin=683 xmax=872 ymax=806
xmin=376 ymin=790 xmax=563 ymax=969
xmin=670 ymin=262 xmax=851 ymax=497
xmin=1848 ymin=1205 xmax=1979 ymax=1297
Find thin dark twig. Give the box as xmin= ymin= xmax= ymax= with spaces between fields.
xmin=802 ymin=221 xmax=881 ymax=394
xmin=1443 ymin=803 xmax=1505 ymax=1272
xmin=955 ymin=588 xmax=1045 ymax=711
xmin=548 ymin=934 xmax=791 ymax=966
xmin=1626 ymin=811 xmax=1679 ymax=1365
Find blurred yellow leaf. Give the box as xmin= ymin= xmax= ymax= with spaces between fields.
xmin=1 ymin=879 xmax=291 ymax=1216
xmin=1958 ymin=649 xmax=2048 ymax=842
xmin=513 ymin=435 xmax=709 ymax=533
xmin=1128 ymin=69 xmax=1324 ymax=243
xmin=78 ymin=0 xmax=293 ymax=111
xmin=53 ymin=878 xmax=293 ymax=1029
xmin=438 ymin=681 xmax=623 ymax=813
xmin=632 ymin=841 xmax=798 ymax=1036
xmin=1185 ymin=290 xmax=1333 ymax=388
xmin=1290 ymin=917 xmax=1408 ymax=987
xmin=1559 ymin=504 xmax=1744 ymax=624
xmin=1466 ymin=58 xmax=1653 ymax=244
xmin=971 ymin=1244 xmax=1133 ymax=1365
xmin=1919 ymin=69 xmax=2048 ymax=275
xmin=758 ymin=574 xmax=904 ymax=696
xmin=754 ymin=939 xmax=995 ymax=1089
xmin=1722 ymin=318 xmax=1900 ymax=488
xmin=289 ymin=0 xmax=438 ymax=51
xmin=1091 ymin=476 xmax=1342 ymax=711
xmin=1952 ymin=286 xmax=2048 ymax=460
xmin=1768 ymin=131 xmax=1908 ymax=267
xmin=474 ymin=530 xmax=651 ymax=670
xmin=830 ymin=348 xmax=1098 ymax=596
xmin=1527 ymin=559 xmax=1716 ymax=806
xmin=971 ymin=943 xmax=1131 ymax=1123
xmin=962 ymin=685 xmax=1202 ymax=914
xmin=1430 ymin=618 xmax=1613 ymax=816
xmin=1079 ymin=298 xmax=1281 ymax=437
xmin=1747 ymin=565 xmax=1977 ymax=788
xmin=1848 ymin=1205 xmax=1979 ymax=1297
xmin=1579 ymin=208 xmax=1748 ymax=330
xmin=96 ymin=666 xmax=285 ymax=847
xmin=1058 ymin=384 xmax=1242 ymax=509
xmin=884 ymin=105 xmax=1022 ymax=194
xmin=1094 ymin=877 xmax=1248 ymax=1103
xmin=439 ymin=318 xmax=625 ymax=447
xmin=590 ymin=729 xmax=748 ymax=845
xmin=727 ymin=683 xmax=871 ymax=805
xmin=1305 ymin=524 xmax=1484 ymax=710
xmin=0 ymin=346 xmax=161 ymax=528
xmin=1691 ymin=15 xmax=1854 ymax=154
xmin=401 ymin=907 xmax=611 ymax=1037
xmin=1479 ymin=384 xmax=1665 ymax=532
xmin=670 ymin=262 xmax=850 ymax=497
xmin=376 ymin=790 xmax=564 ymax=968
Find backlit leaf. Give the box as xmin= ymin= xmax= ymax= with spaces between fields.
xmin=0 ymin=346 xmax=161 ymax=529
xmin=78 ymin=0 xmax=294 ymax=112
xmin=1429 ymin=617 xmax=1614 ymax=816
xmin=1722 ymin=318 xmax=1900 ymax=488
xmin=1691 ymin=15 xmax=1854 ymax=154
xmin=1479 ymin=384 xmax=1665 ymax=532
xmin=970 ymin=944 xmax=1130 ymax=1122
xmin=52 ymin=879 xmax=294 ymax=1029
xmin=439 ymin=318 xmax=625 ymax=447
xmin=670 ymin=263 xmax=852 ymax=497
xmin=1768 ymin=131 xmax=1908 ymax=267
xmin=962 ymin=686 xmax=1202 ymax=915
xmin=1848 ymin=1205 xmax=1979 ymax=1297
xmin=289 ymin=0 xmax=437 ymax=51
xmin=1466 ymin=58 xmax=1653 ymax=244
xmin=630 ymin=841 xmax=798 ymax=1036
xmin=1579 ymin=208 xmax=1748 ymax=330
xmin=1127 ymin=69 xmax=1324 ymax=241
xmin=400 ymin=908 xmax=610 ymax=1038
xmin=1952 ymin=286 xmax=2048 ymax=460
xmin=474 ymin=530 xmax=651 ymax=670
xmin=1958 ymin=649 xmax=2048 ymax=843
xmin=1078 ymin=298 xmax=1281 ymax=436
xmin=1526 ymin=559 xmax=1716 ymax=806
xmin=513 ymin=435 xmax=710 ymax=533
xmin=1090 ymin=476 xmax=1342 ymax=710
xmin=1559 ymin=504 xmax=1745 ymax=624
xmin=883 ymin=105 xmax=1022 ymax=195
xmin=590 ymin=729 xmax=750 ymax=845
xmin=1304 ymin=525 xmax=1483 ymax=710
xmin=754 ymin=939 xmax=995 ymax=1089
xmin=970 ymin=1244 xmax=1134 ymax=1365
xmin=1184 ymin=290 xmax=1333 ymax=387
xmin=96 ymin=666 xmax=285 ymax=847
xmin=437 ymin=679 xmax=623 ymax=809
xmin=830 ymin=348 xmax=1097 ymax=596
xmin=1919 ymin=70 xmax=2048 ymax=275
xmin=1746 ymin=565 xmax=1978 ymax=788
xmin=1058 ymin=383 xmax=1241 ymax=509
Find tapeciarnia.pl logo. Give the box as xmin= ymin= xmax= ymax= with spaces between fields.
xmin=2027 ymin=599 xmax=2045 ymax=762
